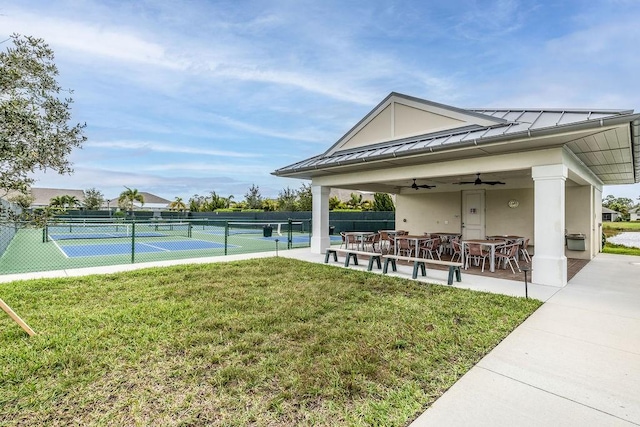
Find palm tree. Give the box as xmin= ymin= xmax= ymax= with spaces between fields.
xmin=118 ymin=187 xmax=145 ymax=211
xmin=169 ymin=197 xmax=187 ymax=212
xmin=65 ymin=195 xmax=80 ymax=209
xmin=49 ymin=194 xmax=80 ymax=211
xmin=49 ymin=195 xmax=66 ymax=210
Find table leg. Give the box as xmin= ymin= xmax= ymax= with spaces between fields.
xmin=489 ymin=245 xmax=495 ymax=272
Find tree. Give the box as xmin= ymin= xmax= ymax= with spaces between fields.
xmin=49 ymin=194 xmax=78 ymax=211
xmin=603 ymin=195 xmax=634 ymax=221
xmin=329 ymin=195 xmax=341 ymax=210
xmin=244 ymin=184 xmax=263 ymax=209
xmin=49 ymin=195 xmax=66 ymax=210
xmin=118 ymin=187 xmax=144 ymax=211
xmin=347 ymin=193 xmax=363 ymax=209
xmin=83 ymin=188 xmax=104 ymax=210
xmin=204 ymin=191 xmax=227 ymax=211
xmin=65 ymin=195 xmax=80 ymax=209
xmin=277 ymin=187 xmax=298 ymax=211
xmin=168 ymin=197 xmax=187 ymax=212
xmin=261 ymin=199 xmax=278 ymax=212
xmin=8 ymin=193 xmax=34 ymax=210
xmin=373 ymin=192 xmax=395 ymax=211
xmin=188 ymin=194 xmax=206 ymax=212
xmin=0 ymin=34 xmax=86 ymax=195
xmin=297 ymin=183 xmax=312 ymax=211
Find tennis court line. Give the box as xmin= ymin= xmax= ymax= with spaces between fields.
xmin=137 ymin=242 xmax=172 ymax=252
xmin=51 ymin=239 xmax=70 ymax=258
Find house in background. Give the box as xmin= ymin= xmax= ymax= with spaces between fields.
xmin=28 ymin=188 xmax=86 ymax=208
xmin=274 ymin=92 xmax=640 ymax=287
xmin=108 ymin=192 xmax=171 ymax=213
xmin=630 ymin=207 xmax=640 ymax=221
xmin=602 ymin=207 xmax=621 ymax=222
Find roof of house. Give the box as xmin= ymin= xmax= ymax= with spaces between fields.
xmin=109 ymin=192 xmax=171 ymax=207
xmin=29 ymin=188 xmax=85 ymax=206
xmin=602 ymin=207 xmax=620 ymax=214
xmin=273 ymin=92 xmax=640 ymax=185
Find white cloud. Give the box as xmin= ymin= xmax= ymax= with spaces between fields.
xmin=85 ymin=141 xmax=262 ymax=158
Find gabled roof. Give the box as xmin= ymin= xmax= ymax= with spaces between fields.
xmin=274 ymin=92 xmax=640 ymax=185
xmin=602 ymin=207 xmax=620 ymax=214
xmin=29 ymin=187 xmax=85 ymax=206
xmin=109 ymin=192 xmax=171 ymax=207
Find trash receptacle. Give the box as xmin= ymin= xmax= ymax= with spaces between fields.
xmin=263 ymin=225 xmax=273 ymax=237
xmin=566 ymin=233 xmax=586 ymax=250
xmin=329 ymin=226 xmax=335 ymax=235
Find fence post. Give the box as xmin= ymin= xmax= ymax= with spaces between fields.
xmin=224 ymin=220 xmax=229 ymax=255
xmin=131 ymin=221 xmax=136 ymax=264
xmin=288 ymin=218 xmax=293 ymax=249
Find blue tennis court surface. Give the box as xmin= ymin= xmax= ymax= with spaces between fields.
xmin=59 ymin=240 xmax=237 ymax=258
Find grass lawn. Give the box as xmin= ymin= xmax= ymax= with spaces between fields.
xmin=602 ymin=221 xmax=640 ymax=232
xmin=1 ymin=258 xmax=541 ymax=426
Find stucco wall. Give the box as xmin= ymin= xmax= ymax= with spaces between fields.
xmin=485 ymin=189 xmax=534 ymax=244
xmin=397 ymin=189 xmax=535 ymax=243
xmin=396 ymin=192 xmax=461 ymax=235
xmin=565 ymin=185 xmax=592 ymax=259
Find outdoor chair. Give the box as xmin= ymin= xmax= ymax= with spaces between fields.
xmin=519 ymin=238 xmax=531 ymax=262
xmin=494 ymin=243 xmax=521 ymax=274
xmin=379 ymin=231 xmax=391 ymax=253
xmin=397 ymin=238 xmax=414 ymax=256
xmin=450 ymin=238 xmax=463 ymax=263
xmin=363 ymin=233 xmax=381 ymax=252
xmin=465 ymin=243 xmax=490 ymax=272
xmin=420 ymin=238 xmax=441 ymax=260
xmin=340 ymin=232 xmax=359 ymax=250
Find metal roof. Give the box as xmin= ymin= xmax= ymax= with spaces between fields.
xmin=273 ymin=95 xmax=640 ymax=185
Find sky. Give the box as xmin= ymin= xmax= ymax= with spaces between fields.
xmin=2 ymin=0 xmax=639 ymax=202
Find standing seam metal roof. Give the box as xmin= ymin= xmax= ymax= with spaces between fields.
xmin=274 ymin=108 xmax=638 ymax=175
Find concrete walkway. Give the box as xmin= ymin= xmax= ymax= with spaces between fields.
xmin=411 ymin=253 xmax=640 ymax=426
xmin=3 ymin=249 xmax=638 ymax=425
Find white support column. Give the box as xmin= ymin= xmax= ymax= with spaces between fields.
xmin=311 ymin=185 xmax=330 ymax=254
xmin=532 ymin=164 xmax=568 ymax=287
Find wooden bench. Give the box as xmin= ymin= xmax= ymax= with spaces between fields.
xmin=382 ymin=254 xmax=463 ymax=285
xmin=324 ymin=248 xmax=383 ymax=271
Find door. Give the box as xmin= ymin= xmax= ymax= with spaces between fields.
xmin=462 ymin=190 xmax=485 ymax=240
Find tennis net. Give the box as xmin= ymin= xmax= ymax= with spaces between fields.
xmin=45 ymin=222 xmax=192 ymax=241
xmin=226 ymin=221 xmax=304 ymax=236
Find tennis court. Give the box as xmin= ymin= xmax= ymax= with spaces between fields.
xmin=0 ymin=219 xmax=317 ymax=275
xmin=55 ymin=239 xmax=234 ymax=258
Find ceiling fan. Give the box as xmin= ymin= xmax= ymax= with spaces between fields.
xmin=410 ymin=179 xmax=436 ymax=190
xmin=457 ymin=173 xmax=505 ymax=186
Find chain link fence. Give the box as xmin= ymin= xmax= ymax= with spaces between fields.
xmin=0 ymin=211 xmax=395 ymax=276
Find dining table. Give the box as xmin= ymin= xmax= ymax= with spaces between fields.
xmin=486 ymin=235 xmax=525 ymax=259
xmin=429 ymin=232 xmax=462 ymax=255
xmin=461 ymin=239 xmax=507 ymax=273
xmin=342 ymin=231 xmax=375 ymax=251
xmin=394 ymin=235 xmax=432 ymax=256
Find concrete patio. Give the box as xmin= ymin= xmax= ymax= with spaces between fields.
xmin=411 ymin=252 xmax=640 ymax=426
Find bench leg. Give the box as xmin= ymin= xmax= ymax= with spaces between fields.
xmin=345 ymin=253 xmax=358 ymax=267
xmin=324 ymin=250 xmax=338 ymax=263
xmin=383 ymin=258 xmax=396 ymax=274
xmin=412 ymin=262 xmax=426 ymax=279
xmin=365 ymin=256 xmax=382 ymax=271
xmin=447 ymin=266 xmax=462 ymax=285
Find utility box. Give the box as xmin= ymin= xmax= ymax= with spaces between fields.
xmin=566 ymin=233 xmax=586 ymax=251
xmin=263 ymin=225 xmax=273 ymax=237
